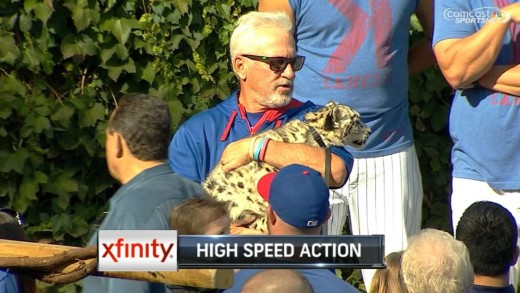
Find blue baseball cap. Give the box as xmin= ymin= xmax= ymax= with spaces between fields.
xmin=257 ymin=164 xmax=330 ymax=228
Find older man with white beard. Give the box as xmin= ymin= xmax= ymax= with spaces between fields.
xmin=168 ymin=11 xmax=353 ymax=191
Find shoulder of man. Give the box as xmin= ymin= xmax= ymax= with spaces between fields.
xmin=299 ymin=269 xmax=359 ymax=292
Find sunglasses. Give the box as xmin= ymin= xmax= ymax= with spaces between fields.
xmin=0 ymin=208 xmax=24 ymax=225
xmin=241 ymin=54 xmax=305 ymax=72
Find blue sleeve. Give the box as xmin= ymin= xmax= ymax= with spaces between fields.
xmin=168 ymin=124 xmax=204 ymax=183
xmin=433 ymin=1 xmax=475 ymax=46
xmin=330 ymin=146 xmax=354 ymax=187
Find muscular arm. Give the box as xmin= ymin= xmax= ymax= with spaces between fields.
xmin=433 ymin=4 xmax=520 ymax=89
xmin=258 ymin=0 xmax=294 ymax=22
xmin=219 ymin=138 xmax=348 ymax=188
xmin=478 ymin=65 xmax=520 ymax=96
xmin=408 ymin=0 xmax=436 ymax=74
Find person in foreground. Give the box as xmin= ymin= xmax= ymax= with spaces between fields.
xmin=456 ymin=201 xmax=518 ymax=293
xmin=223 ymin=164 xmax=359 ymax=293
xmin=241 ymin=269 xmax=313 ymax=293
xmin=258 ymin=0 xmax=435 ymax=288
xmin=369 ymin=251 xmax=407 ymax=293
xmin=0 ymin=209 xmax=36 ymax=293
xmin=168 ymin=11 xmax=353 ymax=189
xmin=401 ymin=228 xmax=473 ymax=293
xmin=433 ymin=1 xmax=520 ymax=288
xmin=83 ymin=93 xmax=204 ymax=293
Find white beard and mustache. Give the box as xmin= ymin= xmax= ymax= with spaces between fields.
xmin=259 ymin=81 xmax=293 ymax=109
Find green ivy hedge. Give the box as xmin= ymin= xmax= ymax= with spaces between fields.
xmin=0 ymin=0 xmax=255 ymax=246
xmin=0 ymin=0 xmax=451 ymax=250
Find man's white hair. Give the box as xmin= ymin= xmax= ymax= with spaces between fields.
xmin=229 ymin=11 xmax=293 ymax=60
xmin=402 ymin=228 xmax=474 ymax=293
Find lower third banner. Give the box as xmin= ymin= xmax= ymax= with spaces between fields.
xmin=178 ymin=235 xmax=384 ymax=269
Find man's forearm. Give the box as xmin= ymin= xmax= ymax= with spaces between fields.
xmin=262 ymin=141 xmax=347 ymax=188
xmin=479 ymin=65 xmax=520 ymax=96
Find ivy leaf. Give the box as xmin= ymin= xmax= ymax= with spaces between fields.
xmin=19 ymin=13 xmax=32 ymax=33
xmin=25 ymin=0 xmax=53 ymax=25
xmin=67 ymin=216 xmax=89 ymax=238
xmin=172 ymin=0 xmax=191 ymax=15
xmin=20 ymin=175 xmax=39 ymax=201
xmin=50 ymin=104 xmax=75 ymax=123
xmin=114 ymin=43 xmax=129 ymax=60
xmin=33 ymin=116 xmax=51 ymax=133
xmin=100 ymin=18 xmax=139 ymax=45
xmin=78 ymin=103 xmax=106 ymax=127
xmin=140 ymin=61 xmax=156 ymax=84
xmin=64 ymin=1 xmax=100 ymax=32
xmin=57 ymin=129 xmax=80 ymax=150
xmin=61 ymin=34 xmax=97 ymax=59
xmin=102 ymin=58 xmax=136 ymax=81
xmin=0 ymin=33 xmax=20 ymax=64
xmin=0 ymin=148 xmax=29 ymax=174
xmin=0 ymin=74 xmax=27 ymax=96
xmin=54 ymin=174 xmax=79 ymax=193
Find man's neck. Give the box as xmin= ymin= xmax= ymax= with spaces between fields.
xmin=238 ymin=90 xmax=269 ymax=113
xmin=474 ymin=273 xmax=509 ymax=288
xmin=118 ymin=160 xmax=165 ymax=185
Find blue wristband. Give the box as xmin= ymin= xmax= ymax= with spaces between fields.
xmin=253 ymin=138 xmax=265 ymax=161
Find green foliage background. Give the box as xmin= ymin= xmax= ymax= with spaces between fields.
xmin=0 ymin=0 xmax=452 ymax=291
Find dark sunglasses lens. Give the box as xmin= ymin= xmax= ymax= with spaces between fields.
xmin=269 ymin=58 xmax=289 ymax=71
xmin=292 ymin=56 xmax=305 ymax=71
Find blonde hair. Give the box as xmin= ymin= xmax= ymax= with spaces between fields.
xmin=370 ymin=251 xmax=407 ymax=293
xmin=229 ymin=11 xmax=293 ymax=61
xmin=169 ymin=197 xmax=229 ymax=235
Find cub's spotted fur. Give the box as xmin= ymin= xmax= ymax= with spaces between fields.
xmin=203 ymin=101 xmax=371 ymax=232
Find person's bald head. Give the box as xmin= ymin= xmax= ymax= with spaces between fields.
xmin=241 ymin=269 xmax=313 ymax=293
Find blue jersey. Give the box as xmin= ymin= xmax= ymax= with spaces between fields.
xmin=289 ymin=0 xmax=418 ymax=157
xmin=168 ymin=91 xmax=353 ymax=183
xmin=433 ymin=0 xmax=520 ymax=189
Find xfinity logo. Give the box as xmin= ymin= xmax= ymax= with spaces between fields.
xmin=98 ymin=230 xmax=178 ymax=271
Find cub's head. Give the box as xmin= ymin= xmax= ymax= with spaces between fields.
xmin=304 ymin=101 xmax=371 ymax=149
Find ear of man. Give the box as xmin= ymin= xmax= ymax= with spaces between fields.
xmin=511 ymin=246 xmax=519 ymax=266
xmin=267 ymin=205 xmax=277 ymax=226
xmin=115 ymin=132 xmax=125 ymax=159
xmin=233 ymin=56 xmax=247 ymax=80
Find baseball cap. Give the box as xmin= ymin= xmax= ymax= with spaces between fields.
xmin=257 ymin=164 xmax=330 ymax=228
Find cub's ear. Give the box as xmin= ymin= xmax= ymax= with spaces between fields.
xmin=325 ymin=101 xmax=337 ymax=107
xmin=324 ymin=109 xmax=335 ymax=131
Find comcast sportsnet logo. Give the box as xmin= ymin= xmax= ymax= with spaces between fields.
xmin=443 ymin=7 xmax=510 ymax=24
xmin=98 ymin=230 xmax=178 ymax=271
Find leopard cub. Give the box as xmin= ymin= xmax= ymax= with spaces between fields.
xmin=203 ymin=101 xmax=371 ymax=233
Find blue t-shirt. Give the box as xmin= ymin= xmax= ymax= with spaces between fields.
xmin=83 ymin=164 xmax=204 ymax=293
xmin=223 ymin=268 xmax=359 ymax=293
xmin=0 ymin=270 xmax=18 ymax=293
xmin=168 ymin=91 xmax=353 ymax=184
xmin=289 ymin=0 xmax=418 ymax=157
xmin=433 ymin=0 xmax=520 ymax=189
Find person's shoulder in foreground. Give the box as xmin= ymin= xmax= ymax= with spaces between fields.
xmin=224 ymin=268 xmax=358 ymax=293
xmin=84 ymin=93 xmax=203 ymax=293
